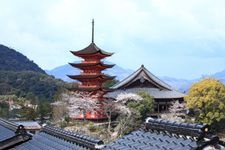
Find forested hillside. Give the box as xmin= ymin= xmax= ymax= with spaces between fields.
xmin=0 ymin=44 xmax=66 ymax=101
xmin=0 ymin=71 xmax=65 ymax=101
xmin=0 ymin=44 xmax=45 ymax=73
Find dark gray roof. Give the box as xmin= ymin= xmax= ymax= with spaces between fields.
xmin=106 ymin=130 xmax=197 ymax=150
xmin=112 ymin=65 xmax=172 ymax=90
xmin=1 ymin=118 xmax=225 ymax=150
xmin=108 ymin=65 xmax=186 ymax=99
xmin=0 ymin=118 xmax=18 ymax=141
xmin=105 ymin=118 xmax=225 ymax=150
xmin=0 ymin=118 xmax=104 ymax=150
xmin=11 ymin=132 xmax=88 ymax=150
xmin=106 ymin=87 xmax=186 ymax=99
xmin=0 ymin=122 xmax=15 ymax=141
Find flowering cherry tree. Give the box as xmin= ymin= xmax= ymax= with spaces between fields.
xmin=169 ymin=100 xmax=185 ymax=114
xmin=115 ymin=93 xmax=143 ymax=104
xmin=60 ymin=91 xmax=99 ymax=119
xmin=161 ymin=100 xmax=186 ymax=122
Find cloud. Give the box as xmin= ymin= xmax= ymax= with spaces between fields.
xmin=0 ymin=0 xmax=225 ymax=79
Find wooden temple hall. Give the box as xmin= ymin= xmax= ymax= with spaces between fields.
xmin=106 ymin=65 xmax=186 ymax=112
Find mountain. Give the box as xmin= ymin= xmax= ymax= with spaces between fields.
xmin=212 ymin=70 xmax=225 ymax=81
xmin=160 ymin=70 xmax=225 ymax=93
xmin=46 ymin=62 xmax=225 ymax=93
xmin=46 ymin=62 xmax=133 ymax=82
xmin=159 ymin=76 xmax=196 ymax=93
xmin=0 ymin=44 xmax=65 ymax=101
xmin=0 ymin=44 xmax=45 ymax=73
xmin=46 ymin=62 xmax=195 ymax=92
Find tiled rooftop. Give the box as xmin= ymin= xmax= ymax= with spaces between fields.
xmin=105 ymin=130 xmax=197 ymax=150
xmin=1 ymin=117 xmax=225 ymax=150
xmin=0 ymin=118 xmax=104 ymax=150
xmin=105 ymin=118 xmax=225 ymax=150
xmin=0 ymin=123 xmax=15 ymax=141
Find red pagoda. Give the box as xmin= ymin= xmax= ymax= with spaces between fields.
xmin=68 ymin=20 xmax=115 ymax=120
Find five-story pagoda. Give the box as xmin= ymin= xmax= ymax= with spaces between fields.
xmin=68 ymin=20 xmax=115 ymax=120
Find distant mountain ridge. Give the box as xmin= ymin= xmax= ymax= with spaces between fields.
xmin=47 ymin=63 xmax=225 ymax=93
xmin=0 ymin=44 xmax=45 ymax=73
xmin=160 ymin=70 xmax=225 ymax=93
xmin=46 ymin=61 xmax=133 ymax=82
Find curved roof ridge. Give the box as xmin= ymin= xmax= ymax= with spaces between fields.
xmin=112 ymin=65 xmax=143 ymax=89
xmin=43 ymin=125 xmax=104 ymax=149
xmin=141 ymin=65 xmax=173 ymax=90
xmin=0 ymin=118 xmax=18 ymax=131
xmin=112 ymin=65 xmax=174 ymax=90
xmin=145 ymin=118 xmax=209 ymax=139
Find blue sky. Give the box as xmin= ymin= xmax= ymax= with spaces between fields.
xmin=0 ymin=0 xmax=225 ymax=79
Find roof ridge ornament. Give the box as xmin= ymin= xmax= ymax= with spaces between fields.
xmin=145 ymin=118 xmax=209 ymax=140
xmin=92 ymin=19 xmax=94 ymax=43
xmin=43 ymin=125 xmax=104 ymax=149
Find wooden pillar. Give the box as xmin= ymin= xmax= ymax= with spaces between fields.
xmin=157 ymin=102 xmax=160 ymax=116
xmin=165 ymin=101 xmax=167 ymax=111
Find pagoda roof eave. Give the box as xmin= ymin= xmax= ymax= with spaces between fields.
xmin=70 ymin=87 xmax=101 ymax=92
xmin=70 ymin=43 xmax=113 ymax=57
xmin=69 ymin=62 xmax=115 ymax=69
xmin=67 ymin=74 xmax=115 ymax=80
xmin=70 ymin=87 xmax=111 ymax=92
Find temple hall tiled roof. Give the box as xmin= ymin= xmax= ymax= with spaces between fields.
xmin=112 ymin=65 xmax=172 ymax=90
xmin=107 ymin=65 xmax=186 ymax=99
xmin=106 ymin=87 xmax=186 ymax=99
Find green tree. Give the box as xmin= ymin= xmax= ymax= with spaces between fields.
xmin=117 ymin=110 xmax=142 ymax=136
xmin=37 ymin=102 xmax=52 ymax=122
xmin=0 ymin=71 xmax=65 ymax=102
xmin=20 ymin=106 xmax=37 ymax=120
xmin=103 ymin=79 xmax=119 ymax=88
xmin=127 ymin=92 xmax=154 ymax=120
xmin=0 ymin=102 xmax=10 ymax=118
xmin=185 ymin=78 xmax=225 ymax=125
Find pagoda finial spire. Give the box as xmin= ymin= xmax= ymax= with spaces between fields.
xmin=92 ymin=19 xmax=94 ymax=43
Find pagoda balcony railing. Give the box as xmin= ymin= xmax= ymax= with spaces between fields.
xmin=80 ymin=72 xmax=100 ymax=75
xmin=82 ymin=60 xmax=100 ymax=63
xmin=79 ymin=85 xmax=100 ymax=88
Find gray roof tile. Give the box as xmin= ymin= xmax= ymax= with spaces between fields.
xmin=112 ymin=65 xmax=172 ymax=90
xmin=105 ymin=130 xmax=198 ymax=150
xmin=107 ymin=87 xmax=186 ymax=99
xmin=105 ymin=118 xmax=224 ymax=150
xmin=0 ymin=118 xmax=103 ymax=150
xmin=0 ymin=124 xmax=15 ymax=141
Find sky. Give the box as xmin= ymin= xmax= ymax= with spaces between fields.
xmin=0 ymin=0 xmax=225 ymax=79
